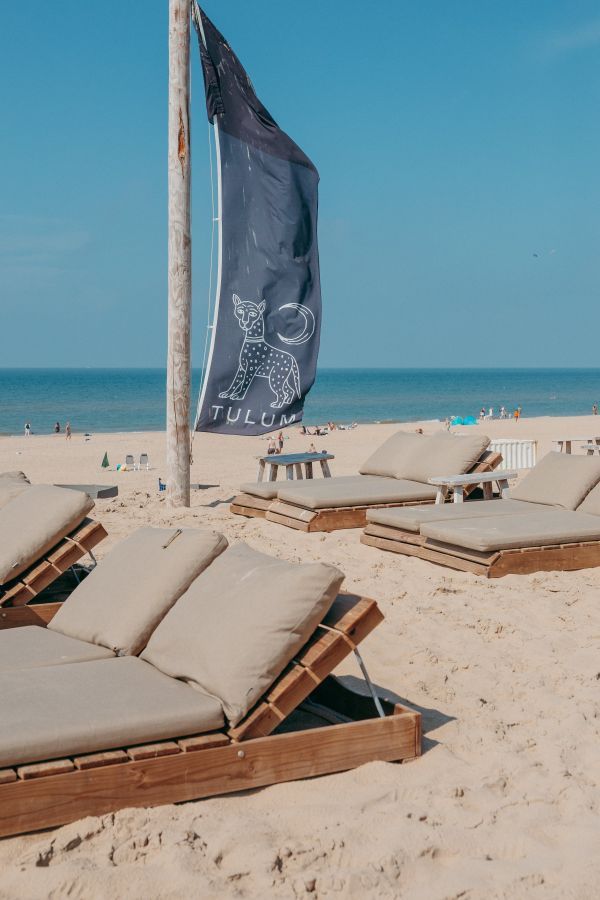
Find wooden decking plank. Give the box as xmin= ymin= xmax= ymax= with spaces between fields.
xmin=364 ymin=523 xmax=425 ymax=545
xmin=230 ymin=503 xmax=268 ymax=519
xmin=0 ymin=769 xmax=17 ymax=785
xmin=323 ymin=594 xmax=381 ymax=635
xmin=423 ymin=539 xmax=497 ymax=565
xmin=18 ymin=760 xmax=75 ymax=780
xmin=178 ymin=734 xmax=230 ymax=752
xmin=265 ymin=511 xmax=311 ymax=532
xmin=232 ymin=494 xmax=273 ymax=511
xmin=127 ymin=742 xmax=182 ymax=761
xmin=268 ymin=501 xmax=316 ymax=523
xmin=74 ymin=751 xmax=129 ymax=770
xmin=361 ymin=532 xmax=425 ymax=558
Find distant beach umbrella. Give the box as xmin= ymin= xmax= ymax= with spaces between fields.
xmin=101 ymin=452 xmax=109 ymax=469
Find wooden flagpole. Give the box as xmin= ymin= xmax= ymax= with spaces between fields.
xmin=167 ymin=0 xmax=191 ymax=507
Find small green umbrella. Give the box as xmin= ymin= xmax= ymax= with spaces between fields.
xmin=101 ymin=452 xmax=109 ymax=469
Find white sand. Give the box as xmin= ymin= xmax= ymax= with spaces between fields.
xmin=1 ymin=416 xmax=599 ymax=899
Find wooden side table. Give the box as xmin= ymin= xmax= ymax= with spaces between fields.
xmin=257 ymin=452 xmax=335 ymax=482
xmin=428 ymin=470 xmax=518 ymax=504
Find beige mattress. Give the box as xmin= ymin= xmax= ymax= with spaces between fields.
xmin=276 ymin=475 xmax=437 ymax=510
xmin=238 ymin=480 xmax=303 ymax=500
xmin=367 ymin=499 xmax=550 ymax=533
xmin=421 ymin=509 xmax=600 ymax=552
xmin=0 ymin=656 xmax=224 ymax=767
xmin=0 ymin=485 xmax=94 ymax=584
xmin=0 ymin=626 xmax=114 ymax=673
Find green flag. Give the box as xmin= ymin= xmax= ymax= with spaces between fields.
xmin=101 ymin=452 xmax=109 ymax=469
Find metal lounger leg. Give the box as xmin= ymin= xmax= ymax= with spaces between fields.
xmin=353 ymin=648 xmax=386 ymax=719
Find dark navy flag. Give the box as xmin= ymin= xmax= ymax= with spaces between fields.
xmin=193 ymin=5 xmax=321 ymax=435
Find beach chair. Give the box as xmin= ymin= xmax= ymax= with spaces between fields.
xmin=361 ymin=452 xmax=600 ymax=577
xmin=0 ymin=542 xmax=421 ymax=838
xmin=125 ymin=454 xmax=135 ymax=469
xmin=0 ymin=479 xmax=107 ymax=607
xmin=140 ymin=452 xmax=150 ymax=470
xmin=232 ymin=431 xmax=502 ymax=532
xmin=0 ymin=527 xmax=228 ymax=668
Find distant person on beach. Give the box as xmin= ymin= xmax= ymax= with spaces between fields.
xmin=24 ymin=423 xmax=31 ymax=437
xmin=415 ymin=427 xmax=424 ymax=434
xmin=593 ymin=403 xmax=598 ymax=416
xmin=65 ymin=421 xmax=72 ymax=440
xmin=479 ymin=407 xmax=486 ymax=419
xmin=308 ymin=442 xmax=317 ymax=453
xmin=499 ymin=406 xmax=507 ymax=419
xmin=54 ymin=421 xmax=60 ymax=433
xmin=267 ymin=438 xmax=277 ymax=455
xmin=277 ymin=431 xmax=284 ymax=453
xmin=513 ymin=408 xmax=520 ymax=423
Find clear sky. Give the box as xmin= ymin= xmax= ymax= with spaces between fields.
xmin=1 ymin=1 xmax=599 ymax=368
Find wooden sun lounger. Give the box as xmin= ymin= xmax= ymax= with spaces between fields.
xmin=0 ymin=592 xmax=420 ymax=838
xmin=360 ymin=522 xmax=600 ymax=577
xmin=235 ymin=451 xmax=503 ymax=534
xmin=0 ymin=518 xmax=107 ymax=608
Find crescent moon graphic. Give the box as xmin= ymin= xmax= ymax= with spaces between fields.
xmin=277 ymin=303 xmax=316 ymax=345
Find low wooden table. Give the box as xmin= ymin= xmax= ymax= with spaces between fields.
xmin=553 ymin=437 xmax=600 ymax=454
xmin=257 ymin=452 xmax=334 ymax=482
xmin=428 ymin=469 xmax=518 ymax=504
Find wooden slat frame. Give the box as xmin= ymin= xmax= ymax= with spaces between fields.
xmin=0 ymin=519 xmax=107 ymax=608
xmin=0 ymin=676 xmax=420 ymax=839
xmin=361 ymin=528 xmax=600 ymax=577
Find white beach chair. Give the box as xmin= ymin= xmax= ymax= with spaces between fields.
xmin=139 ymin=453 xmax=150 ymax=471
xmin=125 ymin=454 xmax=135 ymax=470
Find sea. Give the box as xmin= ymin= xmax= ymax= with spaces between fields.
xmin=1 ymin=368 xmax=600 ymax=435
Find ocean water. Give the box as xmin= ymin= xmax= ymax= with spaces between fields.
xmin=1 ymin=368 xmax=599 ymax=435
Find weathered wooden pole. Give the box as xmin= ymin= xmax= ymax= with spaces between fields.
xmin=166 ymin=0 xmax=191 ymax=507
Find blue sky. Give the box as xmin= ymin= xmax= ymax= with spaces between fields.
xmin=1 ymin=1 xmax=599 ymax=367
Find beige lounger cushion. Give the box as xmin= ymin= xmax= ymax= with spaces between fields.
xmin=399 ymin=432 xmax=490 ymax=483
xmin=239 ymin=481 xmax=284 ymax=500
xmin=511 ymin=452 xmax=600 ymax=510
xmin=0 ymin=656 xmax=224 ymax=768
xmin=359 ymin=431 xmax=425 ymax=478
xmin=366 ymin=499 xmax=548 ymax=533
xmin=0 ymin=626 xmax=114 ymax=672
xmin=0 ymin=485 xmax=94 ymax=584
xmin=577 ymin=481 xmax=600 ymax=516
xmin=49 ymin=527 xmax=228 ymax=656
xmin=421 ymin=509 xmax=600 ymax=552
xmin=142 ymin=542 xmax=344 ymax=726
xmin=0 ymin=471 xmax=30 ymax=510
xmin=239 ymin=479 xmax=315 ymax=500
xmin=276 ymin=475 xmax=437 ymax=510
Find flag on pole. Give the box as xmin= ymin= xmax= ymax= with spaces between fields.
xmin=193 ymin=6 xmax=321 ymax=435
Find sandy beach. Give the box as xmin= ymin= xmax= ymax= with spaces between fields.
xmin=1 ymin=416 xmax=599 ymax=899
